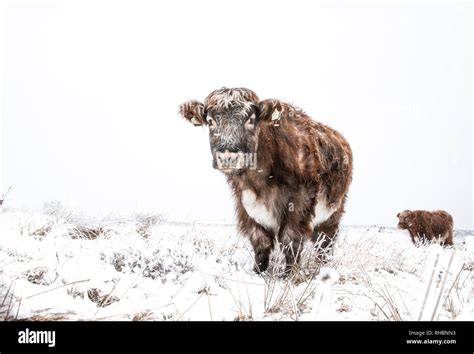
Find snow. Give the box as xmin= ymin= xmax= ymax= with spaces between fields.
xmin=0 ymin=208 xmax=472 ymax=321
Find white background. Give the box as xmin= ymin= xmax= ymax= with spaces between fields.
xmin=1 ymin=1 xmax=472 ymax=229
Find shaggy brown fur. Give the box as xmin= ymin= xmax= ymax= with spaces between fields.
xmin=179 ymin=88 xmax=353 ymax=273
xmin=397 ymin=210 xmax=454 ymax=246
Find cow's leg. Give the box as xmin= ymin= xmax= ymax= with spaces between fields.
xmin=278 ymin=228 xmax=304 ymax=272
xmin=447 ymin=229 xmax=454 ymax=245
xmin=278 ymin=190 xmax=317 ymax=273
xmin=235 ymin=196 xmax=275 ymax=273
xmin=312 ymin=209 xmax=342 ymax=263
xmin=407 ymin=229 xmax=418 ymax=245
xmin=312 ymin=213 xmax=341 ymax=246
xmin=249 ymin=224 xmax=274 ymax=273
xmin=443 ymin=229 xmax=454 ymax=246
xmin=277 ymin=217 xmax=313 ymax=274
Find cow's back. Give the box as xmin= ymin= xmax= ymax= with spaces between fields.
xmin=304 ymin=118 xmax=353 ymax=208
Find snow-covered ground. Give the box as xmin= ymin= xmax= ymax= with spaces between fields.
xmin=0 ymin=207 xmax=472 ymax=321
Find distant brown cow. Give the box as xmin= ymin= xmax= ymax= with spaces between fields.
xmin=396 ymin=210 xmax=454 ymax=246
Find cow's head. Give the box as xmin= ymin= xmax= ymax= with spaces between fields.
xmin=396 ymin=210 xmax=412 ymax=229
xmin=179 ymin=87 xmax=279 ymax=175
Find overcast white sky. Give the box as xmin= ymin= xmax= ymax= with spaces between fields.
xmin=1 ymin=1 xmax=472 ymax=229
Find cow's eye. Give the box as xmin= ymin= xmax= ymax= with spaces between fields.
xmin=245 ymin=113 xmax=256 ymax=130
xmin=207 ymin=116 xmax=216 ymax=128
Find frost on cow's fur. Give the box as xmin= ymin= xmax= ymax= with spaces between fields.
xmin=0 ymin=208 xmax=472 ymax=321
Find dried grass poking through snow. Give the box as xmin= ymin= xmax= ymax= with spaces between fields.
xmin=0 ymin=208 xmax=472 ymax=321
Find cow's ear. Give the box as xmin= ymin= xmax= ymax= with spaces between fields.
xmin=258 ymin=99 xmax=291 ymax=125
xmin=179 ymin=100 xmax=206 ymax=126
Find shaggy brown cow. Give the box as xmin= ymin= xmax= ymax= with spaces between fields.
xmin=397 ymin=210 xmax=454 ymax=246
xmin=179 ymin=88 xmax=353 ymax=273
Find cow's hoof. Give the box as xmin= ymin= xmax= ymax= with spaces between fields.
xmin=253 ymin=261 xmax=269 ymax=274
xmin=253 ymin=252 xmax=270 ymax=274
xmin=253 ymin=264 xmax=268 ymax=274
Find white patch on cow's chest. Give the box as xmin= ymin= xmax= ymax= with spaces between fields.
xmin=241 ymin=190 xmax=278 ymax=231
xmin=312 ymin=192 xmax=337 ymax=227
